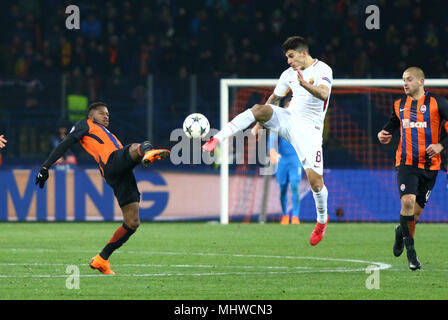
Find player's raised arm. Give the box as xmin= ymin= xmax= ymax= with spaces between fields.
xmin=35 ymin=134 xmax=79 ymax=188
xmin=35 ymin=120 xmax=88 ymax=188
xmin=297 ymin=70 xmax=330 ymax=101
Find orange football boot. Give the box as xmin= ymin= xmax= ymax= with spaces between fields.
xmin=142 ymin=149 xmax=170 ymax=167
xmin=291 ymin=216 xmax=301 ymax=225
xmin=89 ymin=254 xmax=115 ymax=275
xmin=280 ymin=215 xmax=289 ymax=225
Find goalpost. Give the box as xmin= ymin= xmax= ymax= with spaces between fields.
xmin=219 ymin=78 xmax=448 ymax=224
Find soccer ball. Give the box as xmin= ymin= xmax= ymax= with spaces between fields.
xmin=183 ymin=113 xmax=210 ymax=139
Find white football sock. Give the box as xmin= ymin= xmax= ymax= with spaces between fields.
xmin=214 ymin=109 xmax=255 ymax=142
xmin=312 ymin=185 xmax=328 ymax=224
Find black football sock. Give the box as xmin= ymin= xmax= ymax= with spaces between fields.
xmin=400 ymin=215 xmax=415 ymax=250
xmin=100 ymin=223 xmax=136 ymax=260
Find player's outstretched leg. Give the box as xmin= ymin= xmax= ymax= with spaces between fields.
xmin=142 ymin=148 xmax=170 ymax=166
xmin=203 ymin=104 xmax=273 ymax=152
xmin=132 ymin=141 xmax=170 ymax=166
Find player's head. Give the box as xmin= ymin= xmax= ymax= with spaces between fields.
xmin=87 ymin=101 xmax=109 ymax=127
xmin=282 ymin=36 xmax=309 ymax=70
xmin=402 ymin=67 xmax=425 ymax=97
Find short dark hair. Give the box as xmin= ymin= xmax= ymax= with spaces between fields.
xmin=87 ymin=101 xmax=107 ymax=116
xmin=281 ymin=36 xmax=309 ymax=53
xmin=404 ymin=66 xmax=425 ymax=79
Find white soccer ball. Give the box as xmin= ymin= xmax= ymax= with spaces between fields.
xmin=183 ymin=113 xmax=210 ymax=139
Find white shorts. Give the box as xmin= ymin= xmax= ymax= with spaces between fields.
xmin=264 ymin=105 xmax=324 ymax=175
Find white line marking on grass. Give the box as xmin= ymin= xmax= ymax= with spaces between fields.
xmin=0 ymin=269 xmax=387 ymax=279
xmin=126 ymin=251 xmax=392 ymax=271
xmin=0 ymin=248 xmax=393 ymax=279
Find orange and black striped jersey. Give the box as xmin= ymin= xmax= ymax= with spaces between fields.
xmin=69 ymin=119 xmax=123 ymax=166
xmin=43 ymin=119 xmax=123 ymax=173
xmin=382 ymin=92 xmax=448 ymax=170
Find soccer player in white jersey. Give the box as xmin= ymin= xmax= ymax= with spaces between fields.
xmin=203 ymin=36 xmax=332 ymax=245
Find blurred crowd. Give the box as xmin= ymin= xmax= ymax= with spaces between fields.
xmin=1 ymin=0 xmax=447 ymax=82
xmin=1 ymin=0 xmax=447 ymax=164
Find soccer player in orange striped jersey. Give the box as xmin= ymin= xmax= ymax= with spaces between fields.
xmin=35 ymin=102 xmax=170 ymax=274
xmin=378 ymin=67 xmax=448 ymax=270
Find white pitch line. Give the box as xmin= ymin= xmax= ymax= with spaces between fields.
xmin=125 ymin=251 xmax=392 ymax=271
xmin=0 ymin=268 xmax=386 ymax=279
xmin=0 ymin=248 xmax=392 ymax=271
xmin=0 ymin=262 xmax=312 ymax=270
xmin=0 ymin=248 xmax=392 ymax=279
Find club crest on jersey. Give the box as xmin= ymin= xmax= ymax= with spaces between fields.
xmin=308 ymin=77 xmax=315 ymax=85
xmin=400 ymin=184 xmax=406 ymax=192
xmin=420 ymin=104 xmax=427 ymax=113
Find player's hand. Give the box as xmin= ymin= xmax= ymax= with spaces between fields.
xmin=0 ymin=135 xmax=7 ymax=149
xmin=426 ymin=143 xmax=444 ymax=158
xmin=378 ymin=130 xmax=392 ymax=144
xmin=269 ymin=149 xmax=281 ymax=164
xmin=35 ymin=167 xmax=49 ymax=188
xmin=297 ymin=69 xmax=305 ymax=85
xmin=251 ymin=123 xmax=263 ymax=137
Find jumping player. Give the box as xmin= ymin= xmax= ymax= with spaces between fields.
xmin=35 ymin=102 xmax=170 ymax=274
xmin=203 ymin=36 xmax=333 ymax=245
xmin=378 ymin=67 xmax=448 ymax=270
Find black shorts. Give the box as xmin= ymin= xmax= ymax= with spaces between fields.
xmin=103 ymin=144 xmax=141 ymax=207
xmin=396 ymin=165 xmax=438 ymax=208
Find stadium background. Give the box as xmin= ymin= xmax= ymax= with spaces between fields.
xmin=1 ymin=0 xmax=448 ymax=222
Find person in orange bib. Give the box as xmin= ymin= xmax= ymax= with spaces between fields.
xmin=36 ymin=102 xmax=170 ymax=274
xmin=378 ymin=67 xmax=448 ymax=270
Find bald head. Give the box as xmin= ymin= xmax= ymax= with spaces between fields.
xmin=404 ymin=67 xmax=425 ymax=80
xmin=402 ymin=67 xmax=425 ymax=99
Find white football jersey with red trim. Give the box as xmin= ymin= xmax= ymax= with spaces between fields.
xmin=273 ymin=59 xmax=333 ymax=129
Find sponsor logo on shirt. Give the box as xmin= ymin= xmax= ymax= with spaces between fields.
xmin=402 ymin=119 xmax=427 ymax=129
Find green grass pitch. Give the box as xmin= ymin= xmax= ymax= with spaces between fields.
xmin=0 ymin=222 xmax=447 ymax=300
